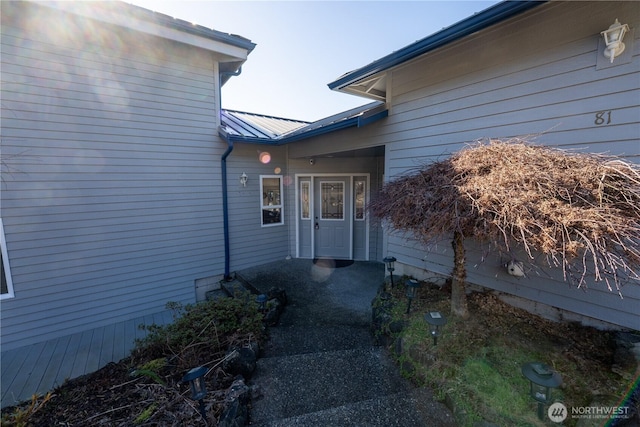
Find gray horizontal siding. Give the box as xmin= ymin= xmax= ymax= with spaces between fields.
xmin=389 ymin=233 xmax=640 ymax=329
xmin=380 ymin=1 xmax=640 ymax=329
xmin=0 ymin=2 xmax=227 ymax=350
xmin=224 ymin=144 xmax=291 ymax=271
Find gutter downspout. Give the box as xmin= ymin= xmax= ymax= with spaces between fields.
xmin=220 ymin=67 xmax=242 ymax=281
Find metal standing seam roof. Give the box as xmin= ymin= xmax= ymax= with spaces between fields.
xmin=219 ymin=101 xmax=388 ymax=145
xmin=328 ymin=0 xmax=546 ymax=91
xmin=221 ymin=110 xmax=310 ymax=140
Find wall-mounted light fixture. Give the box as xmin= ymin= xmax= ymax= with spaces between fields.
xmin=240 ymin=172 xmax=248 ymax=187
xmin=601 ymin=19 xmax=629 ymax=63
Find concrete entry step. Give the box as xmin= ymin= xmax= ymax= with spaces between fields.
xmin=250 ymin=387 xmax=456 ymax=427
xmin=263 ymin=324 xmax=375 ymax=357
xmin=249 ymin=347 xmax=412 ymax=424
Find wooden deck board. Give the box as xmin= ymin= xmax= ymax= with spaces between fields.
xmin=1 ymin=345 xmax=31 ymax=404
xmin=1 ymin=310 xmax=174 ymax=408
xmin=1 ymin=347 xmax=20 ymax=383
xmin=4 ymin=341 xmax=47 ymax=406
xmin=16 ymin=341 xmax=53 ymax=403
xmin=54 ymin=330 xmax=82 ymax=387
xmin=85 ymin=326 xmax=104 ymax=374
xmin=112 ymin=320 xmax=125 ymax=361
xmin=69 ymin=329 xmax=93 ymax=379
xmin=100 ymin=322 xmax=117 ymax=366
xmin=38 ymin=335 xmax=71 ymax=394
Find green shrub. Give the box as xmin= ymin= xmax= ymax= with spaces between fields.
xmin=135 ymin=292 xmax=264 ymax=369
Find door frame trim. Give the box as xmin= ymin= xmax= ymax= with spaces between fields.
xmin=294 ymin=173 xmax=370 ymax=260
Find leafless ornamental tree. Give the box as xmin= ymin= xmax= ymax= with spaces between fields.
xmin=369 ymin=139 xmax=640 ymax=318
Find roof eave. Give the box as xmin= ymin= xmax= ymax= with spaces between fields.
xmin=328 ymin=0 xmax=546 ymax=92
xmin=34 ymin=1 xmax=256 ymax=59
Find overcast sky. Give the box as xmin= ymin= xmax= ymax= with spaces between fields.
xmin=127 ymin=1 xmax=499 ymax=122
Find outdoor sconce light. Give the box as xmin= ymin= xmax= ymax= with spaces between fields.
xmin=256 ymin=294 xmax=268 ymax=313
xmin=383 ymin=256 xmax=397 ymax=288
xmin=240 ymin=172 xmax=248 ymax=187
xmin=405 ymin=279 xmax=420 ymax=314
xmin=424 ymin=311 xmax=447 ymax=346
xmin=182 ymin=366 xmax=208 ymax=420
xmin=601 ymin=19 xmax=629 ymax=63
xmin=521 ymin=362 xmax=562 ymax=420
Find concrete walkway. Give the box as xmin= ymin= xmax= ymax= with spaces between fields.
xmin=237 ymin=258 xmax=456 ymax=427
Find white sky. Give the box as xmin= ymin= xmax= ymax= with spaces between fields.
xmin=127 ymin=1 xmax=499 ymax=122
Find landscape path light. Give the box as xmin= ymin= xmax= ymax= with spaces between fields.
xmin=424 ymin=311 xmax=447 ymax=345
xmin=182 ymin=366 xmax=208 ymax=421
xmin=521 ymin=362 xmax=562 ymax=420
xmin=383 ymin=256 xmax=397 ymax=288
xmin=256 ymin=294 xmax=268 ymax=313
xmin=405 ymin=279 xmax=420 ymax=314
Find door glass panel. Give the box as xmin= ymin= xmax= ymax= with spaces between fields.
xmin=354 ymin=180 xmax=365 ymax=220
xmin=321 ymin=182 xmax=344 ymax=220
xmin=301 ymin=181 xmax=310 ymax=219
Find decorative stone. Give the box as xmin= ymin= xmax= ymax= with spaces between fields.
xmin=267 ymin=287 xmax=288 ymax=306
xmin=223 ymin=347 xmax=257 ymax=379
xmin=219 ymin=377 xmax=249 ymax=427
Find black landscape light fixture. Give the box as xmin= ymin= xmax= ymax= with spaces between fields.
xmin=424 ymin=311 xmax=447 ymax=345
xmin=405 ymin=279 xmax=420 ymax=314
xmin=182 ymin=366 xmax=208 ymax=420
xmin=383 ymin=256 xmax=397 ymax=288
xmin=521 ymin=362 xmax=562 ymax=420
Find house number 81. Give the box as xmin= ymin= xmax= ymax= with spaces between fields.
xmin=594 ymin=111 xmax=612 ymax=125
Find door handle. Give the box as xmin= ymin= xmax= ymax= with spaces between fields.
xmin=315 ymin=222 xmax=319 ymax=230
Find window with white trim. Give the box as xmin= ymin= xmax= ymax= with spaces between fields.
xmin=261 ymin=175 xmax=284 ymax=226
xmin=1 ymin=218 xmax=15 ymax=299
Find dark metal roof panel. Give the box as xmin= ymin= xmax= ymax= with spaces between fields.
xmin=221 ymin=110 xmax=309 ymax=140
xmin=219 ymin=101 xmax=387 ymax=145
xmin=328 ymin=0 xmax=545 ymax=91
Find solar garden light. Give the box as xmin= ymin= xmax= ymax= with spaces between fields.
xmin=256 ymin=294 xmax=268 ymax=313
xmin=182 ymin=366 xmax=208 ymax=420
xmin=405 ymin=279 xmax=420 ymax=314
xmin=521 ymin=362 xmax=563 ymax=420
xmin=424 ymin=311 xmax=447 ymax=345
xmin=383 ymin=256 xmax=397 ymax=288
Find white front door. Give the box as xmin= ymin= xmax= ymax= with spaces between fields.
xmin=314 ymin=178 xmax=351 ymax=259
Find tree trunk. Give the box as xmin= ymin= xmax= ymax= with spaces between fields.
xmin=451 ymin=230 xmax=469 ymax=318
